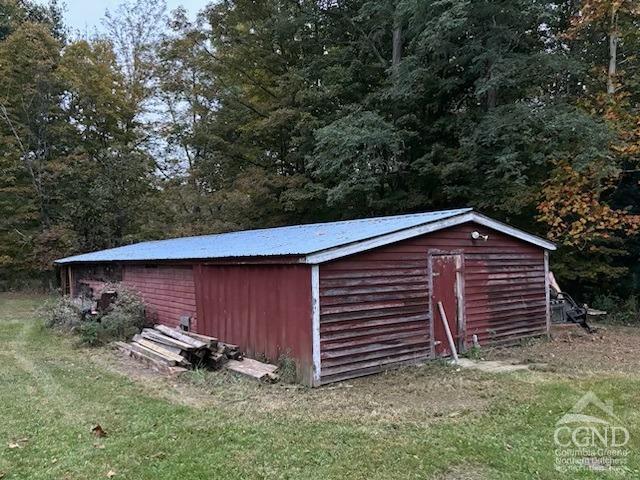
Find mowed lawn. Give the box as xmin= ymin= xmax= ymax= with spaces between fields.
xmin=1 ymin=294 xmax=639 ymax=479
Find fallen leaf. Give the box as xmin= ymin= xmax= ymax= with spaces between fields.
xmin=93 ymin=443 xmax=106 ymax=449
xmin=106 ymin=470 xmax=116 ymax=478
xmin=91 ymin=424 xmax=107 ymax=438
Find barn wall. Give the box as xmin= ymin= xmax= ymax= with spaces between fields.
xmin=194 ymin=264 xmax=314 ymax=385
xmin=122 ymin=265 xmax=198 ymax=330
xmin=318 ymin=222 xmax=546 ymax=384
xmin=71 ymin=263 xmax=198 ymax=330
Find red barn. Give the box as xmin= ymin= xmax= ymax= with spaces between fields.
xmin=56 ymin=208 xmax=555 ymax=386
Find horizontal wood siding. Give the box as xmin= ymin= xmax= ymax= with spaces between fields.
xmin=194 ymin=264 xmax=314 ymax=385
xmin=319 ymin=258 xmax=431 ymax=384
xmin=319 ymin=222 xmax=547 ymax=383
xmin=464 ymin=252 xmax=546 ymax=346
xmin=123 ymin=265 xmax=198 ymax=330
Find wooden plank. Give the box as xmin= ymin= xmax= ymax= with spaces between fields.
xmin=132 ymin=337 xmax=189 ymax=364
xmin=115 ymin=342 xmax=188 ymax=376
xmin=321 ymin=336 xmax=429 ymax=360
xmin=320 ymin=349 xmax=430 ymax=377
xmin=154 ymin=324 xmax=207 ymax=349
xmin=321 ymin=298 xmax=428 ymax=315
xmin=321 ymin=345 xmax=430 ymax=369
xmin=128 ymin=342 xmax=178 ymax=366
xmin=321 ymin=290 xmax=427 ymax=306
xmin=133 ymin=334 xmax=183 ymax=355
xmin=182 ymin=331 xmax=218 ymax=347
xmin=225 ymin=358 xmax=279 ymax=382
xmin=321 ymin=283 xmax=427 ymax=297
xmin=320 ymin=274 xmax=427 ymax=288
xmin=141 ymin=329 xmax=194 ymax=350
xmin=437 ymin=301 xmax=459 ymax=362
xmin=321 ymin=322 xmax=428 ymax=344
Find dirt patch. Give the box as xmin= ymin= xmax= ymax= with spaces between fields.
xmin=91 ymin=348 xmax=508 ymax=424
xmin=434 ymin=464 xmax=494 ymax=480
xmin=485 ymin=324 xmax=640 ymax=376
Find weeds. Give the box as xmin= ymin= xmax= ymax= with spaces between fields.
xmin=43 ymin=284 xmax=146 ymax=346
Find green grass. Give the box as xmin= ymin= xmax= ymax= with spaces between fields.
xmin=0 ymin=293 xmax=639 ymax=479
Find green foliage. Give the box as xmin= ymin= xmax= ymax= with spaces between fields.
xmin=79 ymin=284 xmax=147 ymax=346
xmin=39 ymin=295 xmax=82 ymax=332
xmin=592 ymin=295 xmax=640 ymax=325
xmin=277 ymin=351 xmax=298 ymax=384
xmin=464 ymin=345 xmax=483 ymax=361
xmin=41 ymin=285 xmax=146 ymax=346
xmin=1 ymin=0 xmax=639 ymax=299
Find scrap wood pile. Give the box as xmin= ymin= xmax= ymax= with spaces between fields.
xmin=115 ymin=324 xmax=241 ymax=373
xmin=114 ymin=324 xmax=279 ymax=382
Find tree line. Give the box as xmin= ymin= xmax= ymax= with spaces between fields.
xmin=0 ymin=0 xmax=638 ymax=301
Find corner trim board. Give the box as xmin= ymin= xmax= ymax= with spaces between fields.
xmin=304 ymin=212 xmax=555 ymax=264
xmin=544 ymin=250 xmax=551 ymax=336
xmin=311 ymin=265 xmax=321 ymax=386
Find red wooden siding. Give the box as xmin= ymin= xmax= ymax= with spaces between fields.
xmin=194 ymin=264 xmax=314 ymax=384
xmin=123 ymin=265 xmax=198 ymax=330
xmin=319 ymin=258 xmax=431 ymax=384
xmin=318 ymin=222 xmax=547 ymax=383
xmin=464 ymin=252 xmax=546 ymax=345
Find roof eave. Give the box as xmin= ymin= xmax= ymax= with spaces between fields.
xmin=303 ymin=212 xmax=556 ymax=264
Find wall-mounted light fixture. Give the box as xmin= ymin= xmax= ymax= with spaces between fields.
xmin=471 ymin=231 xmax=489 ymax=242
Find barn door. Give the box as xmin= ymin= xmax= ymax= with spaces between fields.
xmin=431 ymin=254 xmax=464 ymax=357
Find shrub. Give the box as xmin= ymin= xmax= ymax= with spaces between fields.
xmin=39 ymin=296 xmax=83 ymax=332
xmin=78 ymin=284 xmax=147 ymax=345
xmin=42 ymin=284 xmax=147 ymax=346
xmin=592 ymin=294 xmax=640 ymax=325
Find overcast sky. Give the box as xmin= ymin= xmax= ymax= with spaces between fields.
xmin=38 ymin=1 xmax=210 ymax=35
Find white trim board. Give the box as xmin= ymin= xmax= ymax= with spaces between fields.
xmin=304 ymin=212 xmax=555 ymax=264
xmin=311 ymin=265 xmax=321 ymax=386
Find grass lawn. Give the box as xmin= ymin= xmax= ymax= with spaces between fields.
xmin=1 ymin=293 xmax=639 ymax=479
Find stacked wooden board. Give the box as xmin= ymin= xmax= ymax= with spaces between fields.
xmin=115 ymin=324 xmax=242 ymax=375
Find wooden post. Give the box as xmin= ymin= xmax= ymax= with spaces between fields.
xmin=437 ymin=301 xmax=459 ymax=363
xmin=67 ymin=266 xmax=73 ymax=297
xmin=544 ymin=250 xmax=551 ymax=337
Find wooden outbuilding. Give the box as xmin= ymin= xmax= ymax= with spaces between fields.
xmin=56 ymin=208 xmax=555 ymax=386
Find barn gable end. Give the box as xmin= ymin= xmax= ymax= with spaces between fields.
xmin=316 ymin=222 xmax=547 ymax=384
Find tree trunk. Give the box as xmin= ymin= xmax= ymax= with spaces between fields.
xmin=392 ymin=10 xmax=402 ymax=70
xmin=607 ymin=7 xmax=619 ymax=95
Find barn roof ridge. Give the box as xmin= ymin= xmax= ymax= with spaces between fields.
xmin=55 ymin=207 xmax=555 ymax=265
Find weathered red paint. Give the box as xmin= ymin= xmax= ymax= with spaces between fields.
xmin=193 ymin=264 xmax=314 ymax=384
xmin=123 ymin=265 xmax=198 ymax=330
xmin=318 ymin=221 xmax=547 ymax=383
xmin=71 ymin=263 xmax=198 ymax=330
xmin=431 ymin=254 xmax=460 ymax=356
xmin=68 ymin=219 xmax=548 ymax=387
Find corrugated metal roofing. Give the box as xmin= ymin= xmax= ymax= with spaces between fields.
xmin=55 ymin=208 xmax=473 ymax=264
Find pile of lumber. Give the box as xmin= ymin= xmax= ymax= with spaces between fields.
xmin=115 ymin=324 xmax=242 ymax=375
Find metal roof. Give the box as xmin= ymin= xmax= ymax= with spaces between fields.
xmin=55 ymin=208 xmax=473 ymax=264
xmin=55 ymin=208 xmax=555 ymax=265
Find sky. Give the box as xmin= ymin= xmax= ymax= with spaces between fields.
xmin=36 ymin=1 xmax=210 ymax=35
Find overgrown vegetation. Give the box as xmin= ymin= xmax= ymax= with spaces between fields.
xmin=42 ymin=285 xmax=146 ymax=345
xmin=277 ymin=351 xmax=298 ymax=384
xmin=39 ymin=295 xmax=82 ymax=333
xmin=593 ymin=294 xmax=640 ymax=325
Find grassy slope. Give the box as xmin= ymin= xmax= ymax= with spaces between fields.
xmin=0 ymin=294 xmax=638 ymax=479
